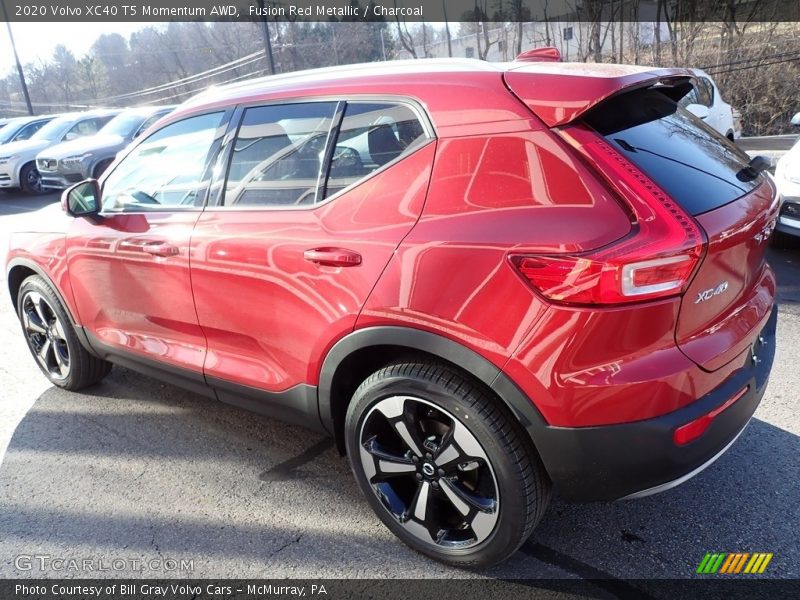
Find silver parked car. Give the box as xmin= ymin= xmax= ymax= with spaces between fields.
xmin=36 ymin=105 xmax=175 ymax=190
xmin=0 ymin=109 xmax=120 ymax=194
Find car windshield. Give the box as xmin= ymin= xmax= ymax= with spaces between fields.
xmin=100 ymin=112 xmax=149 ymax=137
xmin=31 ymin=116 xmax=75 ymax=142
xmin=0 ymin=120 xmax=23 ymax=144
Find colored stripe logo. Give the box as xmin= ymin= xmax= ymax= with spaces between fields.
xmin=697 ymin=552 xmax=773 ymax=574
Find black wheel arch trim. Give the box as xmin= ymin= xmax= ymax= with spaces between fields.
xmin=8 ymin=258 xmax=67 ymax=313
xmin=317 ymin=325 xmax=550 ymax=443
xmin=6 ymin=257 xmax=99 ymax=357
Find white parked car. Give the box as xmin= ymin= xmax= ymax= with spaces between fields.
xmin=773 ymin=114 xmax=800 ymax=246
xmin=679 ymin=68 xmax=741 ymax=140
xmin=0 ymin=115 xmax=57 ymax=148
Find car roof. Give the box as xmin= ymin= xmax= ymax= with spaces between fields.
xmin=117 ymin=104 xmax=177 ymax=115
xmin=52 ymin=109 xmax=122 ymax=122
xmin=191 ymin=58 xmax=499 ymax=100
xmin=173 ymin=58 xmax=690 ymax=132
xmin=2 ymin=114 xmax=56 ymax=125
xmin=187 ymin=58 xmax=685 ymax=106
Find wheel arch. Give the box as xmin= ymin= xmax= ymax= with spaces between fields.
xmin=318 ymin=326 xmax=548 ymax=455
xmin=8 ymin=259 xmax=79 ymax=323
xmin=92 ymin=157 xmax=113 ymax=179
xmin=17 ymin=159 xmax=37 ymax=183
xmin=7 ymin=258 xmax=99 ymax=357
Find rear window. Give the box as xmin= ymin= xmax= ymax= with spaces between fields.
xmin=583 ymin=88 xmax=760 ymax=215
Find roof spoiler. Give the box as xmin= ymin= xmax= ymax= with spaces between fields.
xmin=505 ymin=67 xmax=693 ymax=127
xmin=515 ymin=47 xmax=562 ymax=63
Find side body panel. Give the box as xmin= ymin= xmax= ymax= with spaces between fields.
xmin=190 ymin=144 xmax=435 ymax=392
xmin=358 ymin=120 xmax=637 ymax=420
xmin=65 ymin=212 xmax=207 ymax=372
xmin=7 ymin=232 xmax=75 ymax=317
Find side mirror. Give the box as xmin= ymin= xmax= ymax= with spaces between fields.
xmin=62 ymin=179 xmax=101 ymax=219
xmin=64 ymin=132 xmax=80 ymax=141
xmin=685 ymin=103 xmax=710 ymax=120
xmin=791 ymin=112 xmax=800 ymax=127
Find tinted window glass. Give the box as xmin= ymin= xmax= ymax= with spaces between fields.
xmin=584 ymin=88 xmax=760 ymax=215
xmin=31 ymin=115 xmax=75 ymax=141
xmin=66 ymin=118 xmax=102 ymax=138
xmin=323 ymin=102 xmax=427 ymax=199
xmin=699 ymin=78 xmax=714 ymax=105
xmin=0 ymin=123 xmax=16 ymax=144
xmin=102 ymin=112 xmax=224 ymax=211
xmin=100 ymin=112 xmax=148 ymax=137
xmin=678 ymin=87 xmax=699 ymax=108
xmin=14 ymin=120 xmax=46 ymax=141
xmin=224 ymin=102 xmax=337 ymax=207
xmin=137 ymin=112 xmax=167 ymax=136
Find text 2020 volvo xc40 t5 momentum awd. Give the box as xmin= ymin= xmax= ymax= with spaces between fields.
xmin=6 ymin=58 xmax=777 ymax=567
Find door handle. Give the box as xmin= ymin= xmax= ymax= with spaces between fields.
xmin=142 ymin=242 xmax=180 ymax=257
xmin=303 ymin=248 xmax=362 ymax=267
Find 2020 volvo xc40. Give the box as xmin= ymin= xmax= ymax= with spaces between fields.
xmin=6 ymin=58 xmax=777 ymax=567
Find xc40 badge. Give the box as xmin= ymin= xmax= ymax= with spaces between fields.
xmin=696 ymin=281 xmax=729 ymax=304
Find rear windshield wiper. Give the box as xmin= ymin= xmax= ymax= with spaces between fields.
xmin=736 ymin=155 xmax=770 ymax=182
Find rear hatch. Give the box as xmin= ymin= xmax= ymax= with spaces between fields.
xmin=505 ymin=67 xmax=778 ymax=371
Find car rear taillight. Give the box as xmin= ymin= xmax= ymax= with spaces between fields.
xmin=511 ymin=124 xmax=706 ymax=306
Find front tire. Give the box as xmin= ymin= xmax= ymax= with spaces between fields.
xmin=345 ymin=361 xmax=550 ymax=567
xmin=17 ymin=275 xmax=112 ymax=390
xmin=93 ymin=159 xmax=112 ymax=179
xmin=20 ymin=163 xmax=45 ymax=195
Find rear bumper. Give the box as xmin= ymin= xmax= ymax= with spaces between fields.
xmin=532 ymin=305 xmax=777 ymax=502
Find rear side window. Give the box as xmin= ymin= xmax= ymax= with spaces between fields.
xmin=679 ymin=78 xmax=713 ymax=108
xmin=323 ymin=102 xmax=428 ymax=199
xmin=584 ymin=88 xmax=759 ymax=215
xmin=699 ymin=78 xmax=715 ymax=105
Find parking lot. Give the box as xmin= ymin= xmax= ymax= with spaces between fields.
xmin=0 ymin=190 xmax=797 ymax=584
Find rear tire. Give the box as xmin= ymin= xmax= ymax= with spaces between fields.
xmin=20 ymin=163 xmax=45 ymax=195
xmin=345 ymin=360 xmax=551 ymax=567
xmin=17 ymin=275 xmax=112 ymax=390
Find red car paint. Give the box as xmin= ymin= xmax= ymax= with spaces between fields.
xmin=6 ymin=59 xmax=776 ymax=447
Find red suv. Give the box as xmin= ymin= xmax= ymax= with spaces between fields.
xmin=6 ymin=59 xmax=777 ymax=567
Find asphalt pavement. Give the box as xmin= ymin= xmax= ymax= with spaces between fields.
xmin=0 ymin=190 xmax=797 ymax=586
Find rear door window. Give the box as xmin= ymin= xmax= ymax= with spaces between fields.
xmin=584 ymin=88 xmax=760 ymax=215
xmin=223 ymin=102 xmax=338 ymax=207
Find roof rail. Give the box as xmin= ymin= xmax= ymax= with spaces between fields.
xmin=515 ymin=47 xmax=562 ymax=63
